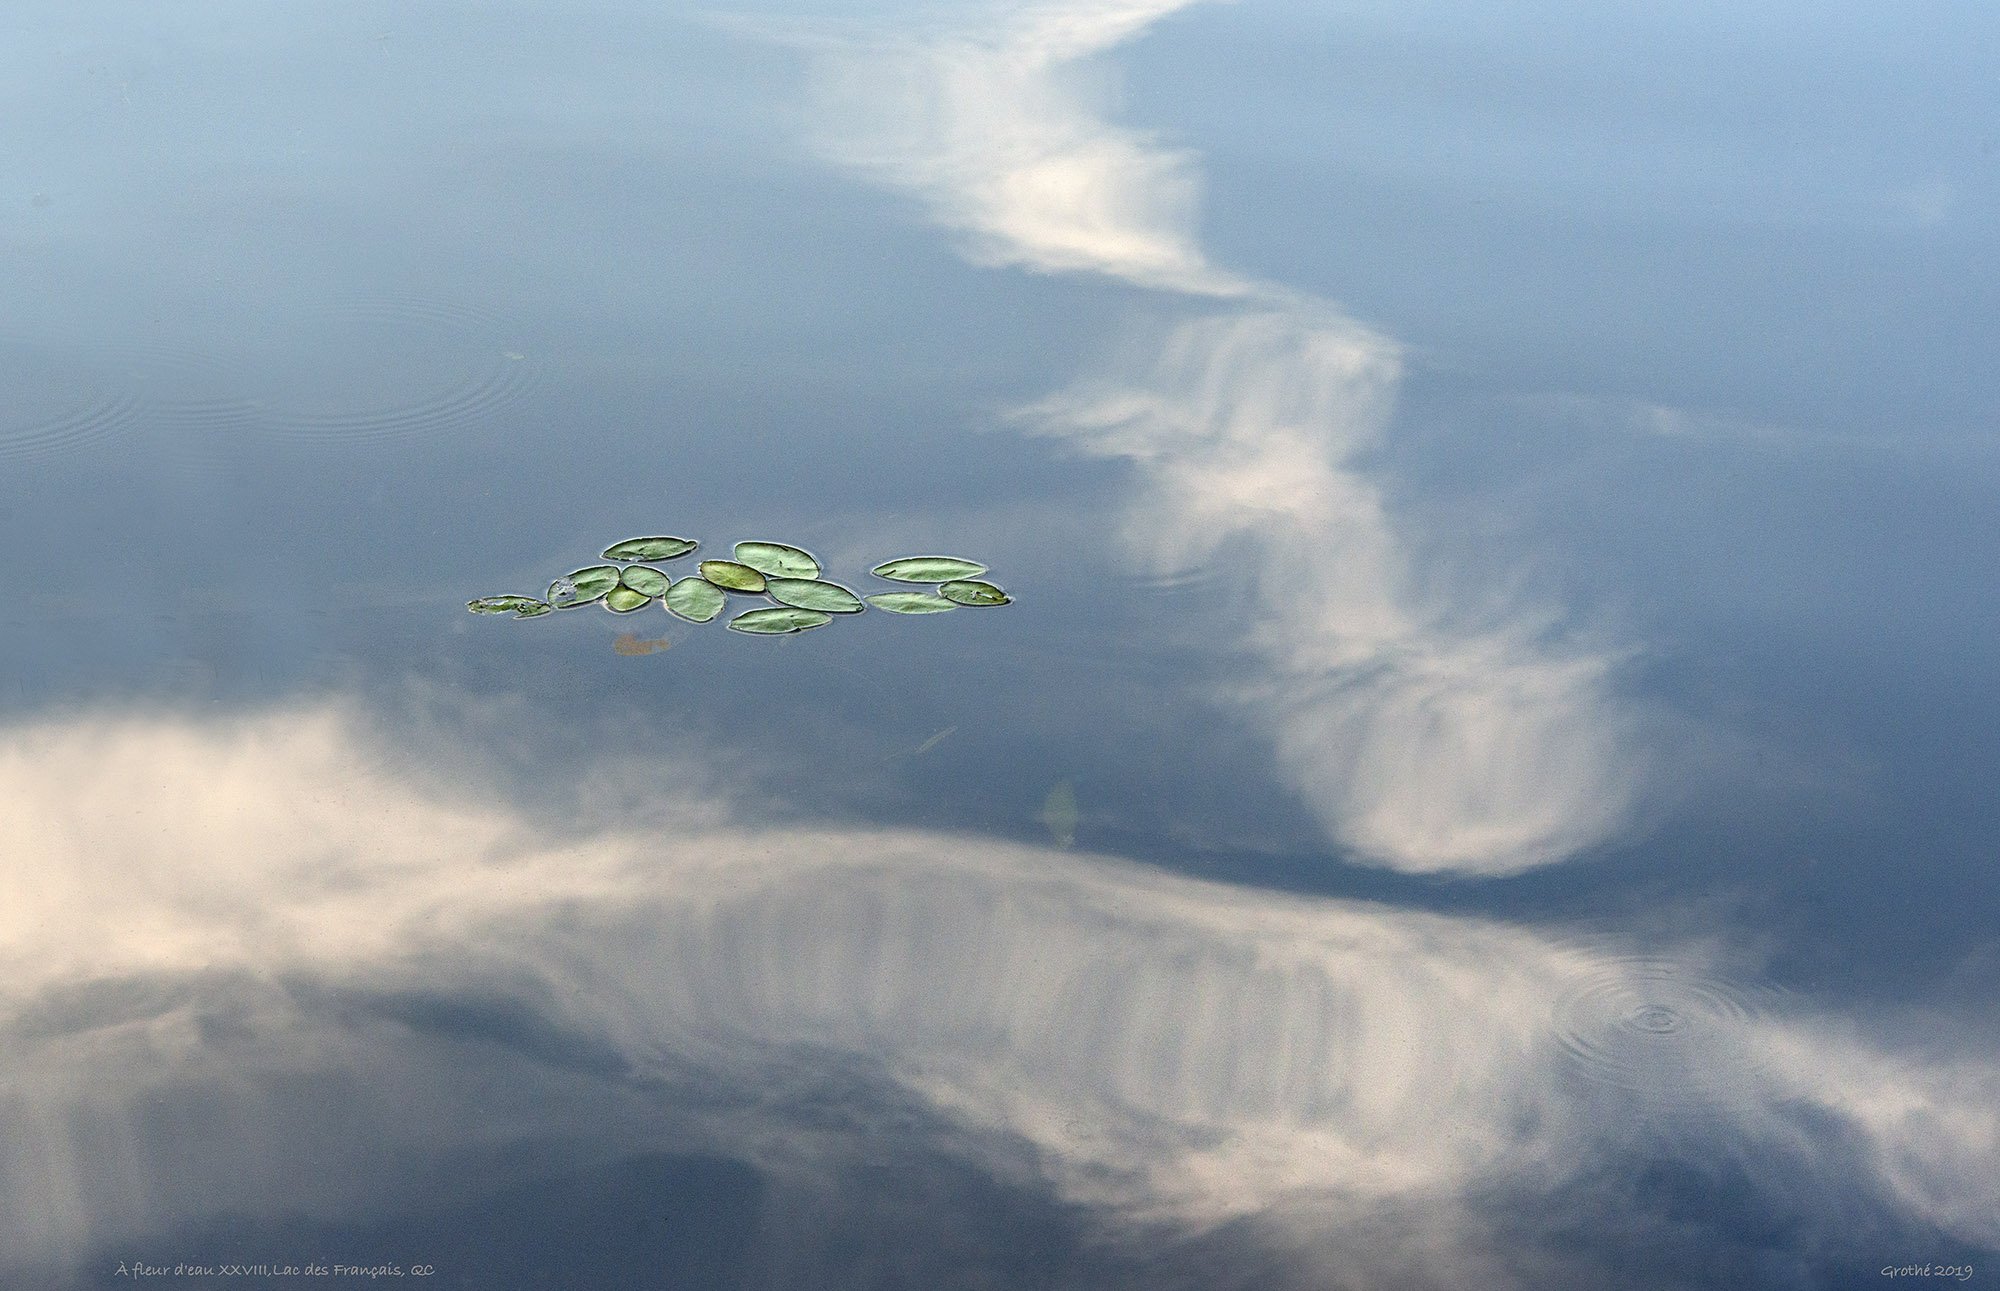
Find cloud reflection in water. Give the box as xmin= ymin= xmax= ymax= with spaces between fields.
xmin=2 ymin=707 xmax=1994 ymax=1279
xmin=808 ymin=0 xmax=1253 ymax=297
xmin=810 ymin=0 xmax=1640 ymax=875
xmin=9 ymin=2 xmax=1992 ymax=1285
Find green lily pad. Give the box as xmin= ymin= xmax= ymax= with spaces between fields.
xmin=603 ymin=586 xmax=651 ymax=613
xmin=765 ymin=577 xmax=864 ymax=614
xmin=512 ymin=601 xmax=554 ymax=618
xmin=603 ymin=536 xmax=698 ymax=562
xmin=619 ymin=566 xmax=670 ymax=597
xmin=871 ymin=556 xmax=989 ymax=583
xmin=940 ymin=579 xmax=1011 ymax=606
xmin=665 ymin=576 xmax=727 ymax=623
xmin=733 ymin=541 xmax=820 ymax=579
xmin=863 ymin=592 xmax=959 ymax=615
xmin=549 ymin=565 xmax=623 ymax=608
xmin=727 ymin=607 xmax=833 ymax=635
xmin=699 ymin=560 xmax=767 ymax=593
xmin=467 ymin=595 xmax=546 ymax=615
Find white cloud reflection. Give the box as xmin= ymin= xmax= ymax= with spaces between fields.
xmin=807 ymin=0 xmax=1253 ymax=296
xmin=810 ymin=0 xmax=1643 ymax=874
xmin=1017 ymin=309 xmax=1640 ymax=874
xmin=2 ymin=707 xmax=1995 ymax=1277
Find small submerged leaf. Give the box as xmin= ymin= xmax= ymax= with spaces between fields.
xmin=734 ymin=541 xmax=819 ymax=579
xmin=1038 ymin=780 xmax=1079 ymax=848
xmin=765 ymin=577 xmax=864 ymax=614
xmin=665 ymin=577 xmax=727 ymax=622
xmin=871 ymin=556 xmax=989 ymax=583
xmin=727 ymin=607 xmax=832 ymax=635
xmin=603 ymin=586 xmax=651 ymax=613
xmin=467 ymin=595 xmax=545 ymax=615
xmin=619 ymin=566 xmax=670 ymax=597
xmin=603 ymin=536 xmax=697 ymax=562
xmin=699 ymin=560 xmax=767 ymax=593
xmin=612 ymin=632 xmax=672 ymax=656
xmin=549 ymin=565 xmax=623 ymax=608
xmin=940 ymin=579 xmax=1011 ymax=606
xmin=864 ymin=591 xmax=958 ymax=615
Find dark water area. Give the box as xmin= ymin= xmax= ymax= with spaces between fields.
xmin=4 ymin=2 xmax=1996 ymax=1288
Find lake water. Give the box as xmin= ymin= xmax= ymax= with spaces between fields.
xmin=4 ymin=2 xmax=1996 ymax=1288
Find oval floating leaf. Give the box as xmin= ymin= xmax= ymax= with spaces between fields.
xmin=939 ymin=579 xmax=1011 ymax=606
xmin=765 ymin=577 xmax=864 ymax=614
xmin=733 ymin=541 xmax=820 ymax=580
xmin=603 ymin=586 xmax=651 ymax=613
xmin=602 ymin=536 xmax=697 ymax=562
xmin=699 ymin=560 xmax=767 ymax=593
xmin=727 ymin=607 xmax=832 ymax=635
xmin=863 ymin=591 xmax=958 ymax=615
xmin=467 ymin=595 xmax=545 ymax=615
xmin=665 ymin=576 xmax=727 ymax=623
xmin=871 ymin=556 xmax=989 ymax=583
xmin=619 ymin=566 xmax=670 ymax=597
xmin=512 ymin=600 xmax=554 ymax=618
xmin=548 ymin=565 xmax=623 ymax=608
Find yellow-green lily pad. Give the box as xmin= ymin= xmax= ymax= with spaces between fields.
xmin=940 ymin=579 xmax=1011 ymax=606
xmin=604 ymin=586 xmax=651 ymax=613
xmin=619 ymin=566 xmax=670 ymax=597
xmin=765 ymin=577 xmax=864 ymax=614
xmin=603 ymin=536 xmax=697 ymax=562
xmin=665 ymin=577 xmax=727 ymax=622
xmin=727 ymin=607 xmax=832 ymax=635
xmin=863 ymin=592 xmax=958 ymax=615
xmin=549 ymin=565 xmax=623 ymax=608
xmin=733 ymin=541 xmax=820 ymax=579
xmin=872 ymin=556 xmax=988 ymax=583
xmin=699 ymin=560 xmax=767 ymax=593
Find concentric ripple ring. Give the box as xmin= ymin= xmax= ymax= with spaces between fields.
xmin=0 ymin=340 xmax=146 ymax=465
xmin=1551 ymin=955 xmax=1780 ymax=1094
xmin=248 ymin=298 xmax=539 ymax=446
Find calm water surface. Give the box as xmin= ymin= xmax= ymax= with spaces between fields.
xmin=4 ymin=2 xmax=1997 ymax=1288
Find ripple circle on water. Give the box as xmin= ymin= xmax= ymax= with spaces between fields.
xmin=1550 ymin=955 xmax=1781 ymax=1096
xmin=243 ymin=298 xmax=539 ymax=446
xmin=0 ymin=340 xmax=145 ymax=465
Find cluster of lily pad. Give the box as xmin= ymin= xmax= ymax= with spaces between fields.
xmin=467 ymin=536 xmax=1011 ymax=635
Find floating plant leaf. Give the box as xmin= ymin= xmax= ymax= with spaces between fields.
xmin=871 ymin=556 xmax=989 ymax=583
xmin=603 ymin=536 xmax=697 ymax=562
xmin=603 ymin=586 xmax=651 ymax=613
xmin=864 ymin=591 xmax=958 ymax=615
xmin=727 ymin=607 xmax=832 ymax=635
xmin=619 ymin=566 xmax=670 ymax=597
xmin=512 ymin=600 xmax=554 ymax=619
xmin=548 ymin=565 xmax=623 ymax=608
xmin=699 ymin=560 xmax=767 ymax=593
xmin=1038 ymin=780 xmax=1079 ymax=848
xmin=765 ymin=577 xmax=864 ymax=614
xmin=467 ymin=595 xmax=545 ymax=615
xmin=665 ymin=576 xmax=727 ymax=622
xmin=939 ymin=579 xmax=1011 ymax=606
xmin=733 ymin=541 xmax=820 ymax=579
